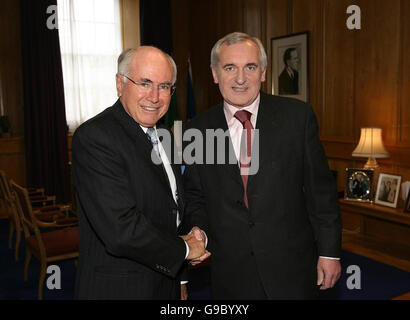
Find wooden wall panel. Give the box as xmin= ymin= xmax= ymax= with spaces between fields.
xmin=243 ymin=0 xmax=265 ymax=44
xmin=292 ymin=0 xmax=324 ymax=130
xmin=354 ymin=0 xmax=401 ymax=146
xmin=243 ymin=0 xmax=267 ymax=92
xmin=189 ymin=0 xmax=219 ymax=115
xmin=322 ymin=0 xmax=355 ymax=140
xmin=265 ymin=0 xmax=289 ymax=95
xmin=399 ymin=0 xmax=410 ymax=144
xmin=0 ymin=137 xmax=26 ymax=186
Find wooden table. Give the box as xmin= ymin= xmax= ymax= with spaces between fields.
xmin=339 ymin=198 xmax=410 ymax=272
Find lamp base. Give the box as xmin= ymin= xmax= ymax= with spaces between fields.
xmin=364 ymin=157 xmax=379 ymax=170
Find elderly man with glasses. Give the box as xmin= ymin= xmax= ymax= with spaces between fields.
xmin=72 ymin=46 xmax=209 ymax=300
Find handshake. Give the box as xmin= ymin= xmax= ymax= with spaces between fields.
xmin=180 ymin=226 xmax=211 ymax=266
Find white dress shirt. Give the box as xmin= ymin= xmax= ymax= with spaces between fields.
xmin=223 ymin=95 xmax=260 ymax=162
xmin=140 ymin=125 xmax=190 ymax=264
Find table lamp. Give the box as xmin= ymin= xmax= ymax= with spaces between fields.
xmin=352 ymin=127 xmax=389 ymax=169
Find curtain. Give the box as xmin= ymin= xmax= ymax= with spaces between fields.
xmin=140 ymin=0 xmax=174 ymax=127
xmin=57 ymin=0 xmax=122 ymax=132
xmin=140 ymin=0 xmax=173 ymax=55
xmin=20 ymin=0 xmax=71 ymax=203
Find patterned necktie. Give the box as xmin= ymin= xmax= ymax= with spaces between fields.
xmin=234 ymin=110 xmax=254 ymax=208
xmin=146 ymin=127 xmax=161 ymax=161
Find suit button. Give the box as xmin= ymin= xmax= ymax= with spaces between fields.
xmin=249 ymin=221 xmax=255 ymax=227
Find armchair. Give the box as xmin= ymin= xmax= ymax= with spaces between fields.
xmin=10 ymin=180 xmax=79 ymax=300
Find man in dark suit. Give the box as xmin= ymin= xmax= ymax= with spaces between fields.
xmin=278 ymin=47 xmax=299 ymax=95
xmin=183 ymin=32 xmax=341 ymax=299
xmin=72 ymin=46 xmax=208 ymax=300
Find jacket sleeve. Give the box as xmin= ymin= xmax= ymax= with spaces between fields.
xmin=72 ymin=124 xmax=186 ymax=278
xmin=303 ymin=105 xmax=342 ymax=258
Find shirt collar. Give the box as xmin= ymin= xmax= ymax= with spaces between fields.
xmin=139 ymin=124 xmax=156 ymax=133
xmin=223 ymin=93 xmax=260 ymax=126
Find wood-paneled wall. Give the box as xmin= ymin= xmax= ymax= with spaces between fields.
xmin=1 ymin=0 xmax=409 ymax=201
xmin=171 ymin=0 xmax=410 ymax=193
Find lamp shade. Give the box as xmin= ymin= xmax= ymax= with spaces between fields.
xmin=352 ymin=127 xmax=389 ymax=158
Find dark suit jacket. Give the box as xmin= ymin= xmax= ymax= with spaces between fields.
xmin=182 ymin=92 xmax=341 ymax=299
xmin=72 ymin=99 xmax=186 ymax=300
xmin=279 ymin=68 xmax=299 ymax=95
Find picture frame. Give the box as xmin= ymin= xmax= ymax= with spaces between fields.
xmin=375 ymin=173 xmax=402 ymax=208
xmin=344 ymin=168 xmax=374 ymax=202
xmin=271 ymin=32 xmax=309 ymax=102
xmin=403 ymin=189 xmax=410 ymax=213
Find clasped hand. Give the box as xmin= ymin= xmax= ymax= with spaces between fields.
xmin=180 ymin=226 xmax=211 ymax=265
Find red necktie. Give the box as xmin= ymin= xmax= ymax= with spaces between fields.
xmin=234 ymin=110 xmax=254 ymax=208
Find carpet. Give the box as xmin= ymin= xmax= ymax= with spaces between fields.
xmin=1 ymin=218 xmax=409 ymax=300
xmin=187 ymin=251 xmax=410 ymax=300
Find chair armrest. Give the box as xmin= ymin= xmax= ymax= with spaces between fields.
xmin=34 ymin=211 xmax=66 ymax=222
xmin=31 ymin=196 xmax=56 ymax=207
xmin=27 ymin=187 xmax=45 ymax=195
xmin=33 ymin=205 xmax=61 ymax=212
xmin=36 ymin=216 xmax=78 ymax=228
xmin=55 ymin=217 xmax=78 ymax=226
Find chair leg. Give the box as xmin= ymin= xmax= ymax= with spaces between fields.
xmin=24 ymin=249 xmax=32 ymax=281
xmin=38 ymin=262 xmax=47 ymax=300
xmin=15 ymin=230 xmax=21 ymax=261
xmin=8 ymin=222 xmax=14 ymax=249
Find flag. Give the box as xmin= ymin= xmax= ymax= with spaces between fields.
xmin=186 ymin=58 xmax=196 ymax=120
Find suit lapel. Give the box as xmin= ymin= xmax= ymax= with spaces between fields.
xmin=112 ymin=100 xmax=176 ymax=201
xmin=248 ymin=92 xmax=282 ymax=186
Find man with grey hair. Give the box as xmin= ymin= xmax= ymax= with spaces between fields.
xmin=183 ymin=32 xmax=342 ymax=299
xmin=72 ymin=46 xmax=209 ymax=299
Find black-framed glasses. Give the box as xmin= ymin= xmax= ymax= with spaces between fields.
xmin=121 ymin=74 xmax=176 ymax=96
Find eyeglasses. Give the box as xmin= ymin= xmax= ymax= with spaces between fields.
xmin=121 ymin=74 xmax=176 ymax=96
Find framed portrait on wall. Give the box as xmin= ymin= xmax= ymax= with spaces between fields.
xmin=375 ymin=173 xmax=402 ymax=208
xmin=344 ymin=168 xmax=374 ymax=202
xmin=271 ymin=32 xmax=309 ymax=102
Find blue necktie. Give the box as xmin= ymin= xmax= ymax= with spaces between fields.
xmin=146 ymin=127 xmax=161 ymax=161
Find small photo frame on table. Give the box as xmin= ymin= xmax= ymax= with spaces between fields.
xmin=404 ymin=191 xmax=410 ymax=213
xmin=344 ymin=168 xmax=374 ymax=202
xmin=375 ymin=173 xmax=402 ymax=208
xmin=271 ymin=32 xmax=309 ymax=102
